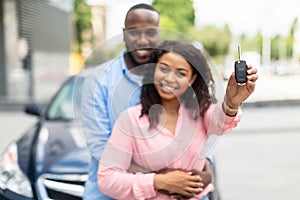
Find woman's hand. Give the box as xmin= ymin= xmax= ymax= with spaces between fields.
xmin=154 ymin=169 xmax=203 ymax=198
xmin=225 ymin=64 xmax=258 ymax=112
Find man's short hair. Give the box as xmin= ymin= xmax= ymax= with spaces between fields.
xmin=125 ymin=3 xmax=159 ymax=21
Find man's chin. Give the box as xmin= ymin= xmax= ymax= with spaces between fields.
xmin=135 ymin=57 xmax=151 ymax=65
xmin=131 ymin=53 xmax=151 ymax=65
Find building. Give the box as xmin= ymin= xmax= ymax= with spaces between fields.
xmin=0 ymin=0 xmax=74 ymax=104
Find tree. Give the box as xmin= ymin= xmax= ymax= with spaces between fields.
xmin=152 ymin=0 xmax=194 ymax=33
xmin=286 ymin=18 xmax=298 ymax=58
xmin=73 ymin=0 xmax=92 ymax=54
xmin=188 ymin=25 xmax=232 ymax=63
xmin=240 ymin=32 xmax=263 ymax=54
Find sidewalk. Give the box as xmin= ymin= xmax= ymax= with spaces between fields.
xmin=243 ymin=73 xmax=300 ymax=106
xmin=249 ymin=74 xmax=300 ymax=101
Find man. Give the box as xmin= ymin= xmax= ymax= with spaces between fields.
xmin=81 ymin=3 xmax=213 ymax=200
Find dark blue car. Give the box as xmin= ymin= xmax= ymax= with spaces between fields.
xmin=0 ymin=75 xmax=90 ymax=200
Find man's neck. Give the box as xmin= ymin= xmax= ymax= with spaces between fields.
xmin=124 ymin=53 xmax=144 ymax=75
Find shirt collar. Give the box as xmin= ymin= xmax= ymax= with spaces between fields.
xmin=120 ymin=51 xmax=143 ymax=86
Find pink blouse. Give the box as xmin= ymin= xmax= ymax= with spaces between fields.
xmin=98 ymin=102 xmax=242 ymax=199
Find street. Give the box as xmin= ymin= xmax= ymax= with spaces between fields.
xmin=0 ymin=111 xmax=37 ymax=153
xmin=0 ymin=105 xmax=300 ymax=200
xmin=214 ymin=105 xmax=300 ymax=200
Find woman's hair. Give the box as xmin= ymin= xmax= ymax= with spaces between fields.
xmin=140 ymin=40 xmax=217 ymax=128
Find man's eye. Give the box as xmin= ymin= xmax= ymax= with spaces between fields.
xmin=128 ymin=30 xmax=139 ymax=36
xmin=146 ymin=30 xmax=158 ymax=38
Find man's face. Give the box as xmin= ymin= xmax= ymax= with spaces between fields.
xmin=123 ymin=9 xmax=160 ymax=66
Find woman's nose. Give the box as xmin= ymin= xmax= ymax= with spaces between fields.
xmin=165 ymin=71 xmax=176 ymax=82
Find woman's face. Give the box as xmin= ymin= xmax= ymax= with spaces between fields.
xmin=154 ymin=52 xmax=197 ymax=102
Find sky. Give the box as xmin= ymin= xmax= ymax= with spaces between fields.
xmin=106 ymin=0 xmax=300 ymax=38
xmin=194 ymin=0 xmax=300 ymax=37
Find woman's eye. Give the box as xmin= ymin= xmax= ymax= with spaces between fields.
xmin=159 ymin=65 xmax=169 ymax=73
xmin=176 ymin=71 xmax=186 ymax=77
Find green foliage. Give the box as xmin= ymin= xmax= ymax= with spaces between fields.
xmin=187 ymin=25 xmax=232 ymax=62
xmin=286 ymin=35 xmax=293 ymax=58
xmin=286 ymin=18 xmax=297 ymax=58
xmin=271 ymin=35 xmax=280 ymax=60
xmin=240 ymin=33 xmax=263 ymax=54
xmin=73 ymin=0 xmax=92 ymax=53
xmin=152 ymin=0 xmax=194 ymax=33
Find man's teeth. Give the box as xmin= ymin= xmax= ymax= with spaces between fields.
xmin=136 ymin=49 xmax=148 ymax=56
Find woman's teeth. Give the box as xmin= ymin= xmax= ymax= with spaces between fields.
xmin=162 ymin=85 xmax=175 ymax=92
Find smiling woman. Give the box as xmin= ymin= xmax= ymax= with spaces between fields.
xmin=97 ymin=40 xmax=259 ymax=200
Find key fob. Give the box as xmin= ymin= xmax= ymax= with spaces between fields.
xmin=234 ymin=60 xmax=247 ymax=84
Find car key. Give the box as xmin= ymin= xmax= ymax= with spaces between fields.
xmin=234 ymin=45 xmax=247 ymax=84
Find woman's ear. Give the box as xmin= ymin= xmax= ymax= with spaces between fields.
xmin=189 ymin=73 xmax=197 ymax=85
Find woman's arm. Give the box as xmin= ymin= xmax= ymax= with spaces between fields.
xmin=99 ymin=163 xmax=156 ymax=199
xmin=97 ymin=113 xmax=158 ymax=199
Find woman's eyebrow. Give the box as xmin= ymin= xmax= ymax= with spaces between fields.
xmin=177 ymin=68 xmax=189 ymax=72
xmin=158 ymin=62 xmax=169 ymax=67
xmin=159 ymin=62 xmax=190 ymax=72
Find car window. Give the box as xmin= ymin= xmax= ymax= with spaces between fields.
xmin=46 ymin=77 xmax=83 ymax=120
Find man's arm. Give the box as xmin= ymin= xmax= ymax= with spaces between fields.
xmin=81 ymin=68 xmax=111 ymax=161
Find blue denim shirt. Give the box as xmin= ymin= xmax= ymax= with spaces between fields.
xmin=81 ymin=53 xmax=142 ymax=199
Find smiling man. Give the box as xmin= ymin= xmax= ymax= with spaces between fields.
xmin=81 ymin=4 xmax=161 ymax=199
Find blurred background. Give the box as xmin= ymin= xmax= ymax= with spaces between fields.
xmin=1 ymin=0 xmax=300 ymax=103
xmin=0 ymin=0 xmax=299 ymax=199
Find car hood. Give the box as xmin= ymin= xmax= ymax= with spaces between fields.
xmin=47 ymin=147 xmax=90 ymax=174
xmin=18 ymin=120 xmax=90 ymax=177
xmin=40 ymin=121 xmax=90 ymax=175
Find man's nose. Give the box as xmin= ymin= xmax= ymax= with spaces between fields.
xmin=137 ymin=33 xmax=149 ymax=45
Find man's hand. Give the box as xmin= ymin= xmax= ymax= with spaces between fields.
xmin=128 ymin=160 xmax=213 ymax=199
xmin=154 ymin=169 xmax=203 ymax=198
xmin=189 ymin=159 xmax=212 ymax=188
xmin=156 ymin=160 xmax=213 ymax=199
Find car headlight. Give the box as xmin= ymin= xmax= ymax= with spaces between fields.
xmin=0 ymin=142 xmax=33 ymax=198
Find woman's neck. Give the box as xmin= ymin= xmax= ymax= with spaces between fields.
xmin=159 ymin=100 xmax=180 ymax=135
xmin=161 ymin=99 xmax=180 ymax=115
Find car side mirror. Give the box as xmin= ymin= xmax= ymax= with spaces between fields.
xmin=24 ymin=103 xmax=43 ymax=117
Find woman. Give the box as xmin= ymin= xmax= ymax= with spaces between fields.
xmin=98 ymin=40 xmax=258 ymax=199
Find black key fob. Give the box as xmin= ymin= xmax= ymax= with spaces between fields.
xmin=234 ymin=45 xmax=247 ymax=85
xmin=235 ymin=60 xmax=247 ymax=84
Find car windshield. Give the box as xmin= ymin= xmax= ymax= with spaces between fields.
xmin=46 ymin=77 xmax=83 ymax=121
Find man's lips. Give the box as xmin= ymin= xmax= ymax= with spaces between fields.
xmin=135 ymin=49 xmax=150 ymax=57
